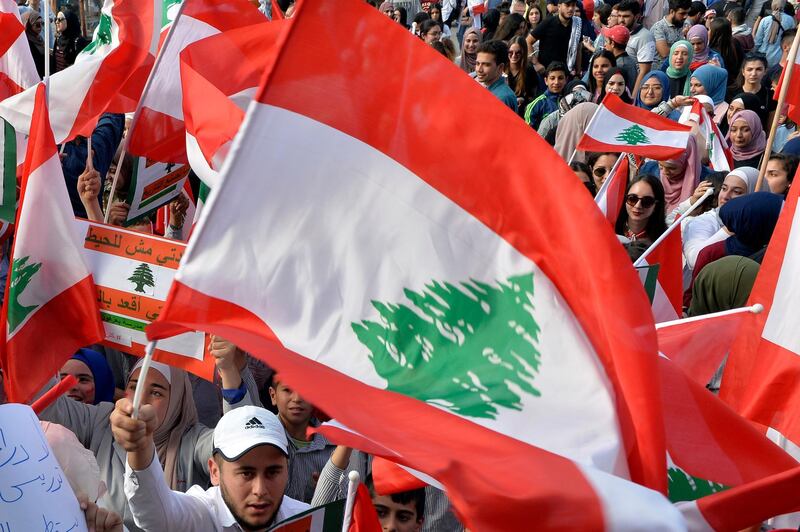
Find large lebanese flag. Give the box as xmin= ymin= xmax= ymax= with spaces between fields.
xmin=0 ymin=0 xmax=39 ymax=101
xmin=594 ymin=154 xmax=628 ymax=226
xmin=634 ymin=224 xmax=683 ymax=323
xmin=148 ymin=0 xmax=669 ymax=521
xmin=0 ymin=0 xmax=155 ymax=144
xmin=720 ymin=175 xmax=800 ymax=446
xmin=578 ymin=94 xmax=692 ymax=160
xmin=179 ymin=20 xmax=284 ymax=186
xmin=0 ymin=84 xmax=104 ymax=404
xmin=127 ymin=0 xmax=267 ymax=171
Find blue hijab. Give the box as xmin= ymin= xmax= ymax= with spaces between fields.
xmin=691 ymin=65 xmax=728 ymax=106
xmin=71 ymin=348 xmax=115 ymax=404
xmin=720 ymin=192 xmax=784 ymax=257
xmin=634 ymin=70 xmax=670 ymax=110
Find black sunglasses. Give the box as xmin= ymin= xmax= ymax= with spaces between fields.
xmin=626 ymin=194 xmax=657 ymax=208
xmin=593 ymin=167 xmax=609 ymax=177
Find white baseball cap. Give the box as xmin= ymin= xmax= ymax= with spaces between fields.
xmin=213 ymin=406 xmax=288 ymax=461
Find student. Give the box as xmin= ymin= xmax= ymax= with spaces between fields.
xmin=652 ymin=0 xmax=692 ymax=71
xmin=603 ymin=25 xmax=639 ymax=92
xmin=616 ymin=0 xmax=656 ymax=96
xmin=524 ymin=61 xmax=567 ymax=129
xmin=475 ymin=40 xmax=519 ymax=111
xmin=114 ymin=405 xmax=310 ymax=531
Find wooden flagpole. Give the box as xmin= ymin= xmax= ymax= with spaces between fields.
xmin=756 ymin=28 xmax=800 ymax=192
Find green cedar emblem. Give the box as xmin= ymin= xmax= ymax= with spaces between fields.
xmin=352 ymin=273 xmax=542 ymax=419
xmin=162 ymin=0 xmax=182 ymax=27
xmin=615 ymin=125 xmax=651 ymax=146
xmin=128 ymin=263 xmax=155 ymax=293
xmin=82 ymin=13 xmax=113 ymax=55
xmin=7 ymin=256 xmax=42 ymax=333
xmin=667 ymin=467 xmax=728 ymax=503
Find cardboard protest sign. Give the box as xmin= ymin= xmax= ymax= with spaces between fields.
xmin=75 ymin=219 xmax=213 ymax=379
xmin=0 ymin=403 xmax=88 ymax=532
xmin=124 ymin=156 xmax=190 ymax=226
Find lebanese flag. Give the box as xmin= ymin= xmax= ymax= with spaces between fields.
xmin=0 ymin=84 xmax=104 ymax=404
xmin=0 ymin=0 xmax=156 ymax=144
xmin=679 ymin=465 xmax=800 ymax=530
xmin=594 ymin=155 xmax=628 ymax=226
xmin=634 ymin=224 xmax=683 ymax=322
xmin=469 ymin=0 xmax=488 ymax=14
xmin=147 ymin=1 xmax=670 ymax=524
xmin=127 ymin=0 xmax=267 ymax=170
xmin=348 ymin=484 xmax=382 ymax=532
xmin=180 ymin=20 xmax=285 ymax=186
xmin=271 ymin=0 xmax=285 ymax=19
xmin=776 ymin=53 xmax=800 ymax=124
xmin=578 ymin=94 xmax=692 ymax=160
xmin=680 ymin=100 xmax=732 ymax=172
xmin=0 ymin=0 xmax=39 ymax=101
xmin=656 ymin=306 xmax=762 ymax=387
xmin=720 ymin=175 xmax=800 ymax=447
xmin=372 ymin=456 xmax=427 ymax=494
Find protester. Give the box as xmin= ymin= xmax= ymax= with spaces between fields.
xmin=429 ymin=3 xmax=452 ymax=39
xmin=475 ymin=40 xmax=518 ymax=111
xmin=458 ymin=27 xmax=482 ymax=73
xmin=727 ymin=7 xmax=753 ymax=52
xmin=394 ymin=6 xmax=409 ymax=28
xmin=495 ymin=12 xmax=528 ymax=41
xmin=586 ymin=151 xmax=620 ymax=189
xmin=599 ymin=66 xmax=632 ymax=103
xmin=22 ymin=11 xmax=46 ymax=78
xmin=753 ymin=0 xmax=796 ymax=67
xmin=687 ymin=24 xmax=724 ymax=70
xmin=721 ymin=92 xmax=767 ymax=135
xmin=553 ymin=101 xmax=599 ymax=161
xmin=709 ymin=18 xmax=743 ymax=96
xmin=635 ymin=70 xmax=672 ymax=111
xmin=603 ymin=25 xmax=639 ymax=91
xmin=53 ymin=8 xmax=88 ymax=72
xmin=729 ymin=54 xmax=771 ymax=127
xmin=506 ymin=36 xmax=542 ymax=115
xmin=688 ymin=255 xmax=760 ymax=316
xmin=113 ymin=404 xmax=310 ymax=530
xmin=727 ymin=109 xmax=767 ymax=168
xmin=665 ymin=40 xmax=694 ymax=97
xmin=59 ymin=348 xmax=116 ymax=405
xmin=538 ymin=82 xmax=592 ymax=142
xmin=659 ymin=136 xmax=702 ymax=212
xmin=652 ymin=0 xmax=692 ymax=71
xmin=367 ymin=476 xmax=426 ymax=532
xmin=571 ymin=161 xmax=597 ymax=195
xmin=420 ymin=19 xmax=443 ymax=44
xmin=587 ymin=50 xmax=616 ymax=101
xmin=690 ymin=64 xmax=729 ymax=121
xmin=525 ymin=61 xmax=567 ymax=128
xmin=764 ymin=153 xmax=797 ymax=196
xmin=583 ymin=3 xmax=612 ymax=55
xmin=686 ymin=1 xmax=707 ymax=29
xmin=616 ymin=0 xmax=656 ymax=95
xmin=615 ymin=174 xmax=668 ymax=243
xmin=529 ymin=0 xmax=581 ymax=75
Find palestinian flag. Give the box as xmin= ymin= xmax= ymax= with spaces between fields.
xmin=634 ymin=225 xmax=683 ymax=323
xmin=0 ymin=0 xmax=40 ymax=101
xmin=578 ymin=94 xmax=692 ymax=160
xmin=594 ymin=155 xmax=628 ymax=226
xmin=0 ymin=84 xmax=104 ymax=404
xmin=127 ymin=0 xmax=267 ymax=174
xmin=721 ymin=174 xmax=800 ymax=447
xmin=147 ymin=0 xmax=671 ymax=527
xmin=0 ymin=0 xmax=156 ymax=144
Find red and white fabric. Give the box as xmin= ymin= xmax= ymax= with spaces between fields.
xmin=0 ymin=83 xmax=104 ymax=403
xmin=635 ymin=225 xmax=683 ymax=323
xmin=0 ymin=0 xmax=39 ymax=102
xmin=594 ymin=155 xmax=629 ymax=226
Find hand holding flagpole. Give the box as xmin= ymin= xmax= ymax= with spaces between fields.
xmin=131 ymin=340 xmax=158 ymax=419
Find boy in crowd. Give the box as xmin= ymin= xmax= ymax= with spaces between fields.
xmin=474 ymin=40 xmax=519 ymax=111
xmin=603 ymin=25 xmax=639 ymax=92
xmin=525 ymin=62 xmax=567 ymax=129
xmin=368 ymin=476 xmax=426 ymax=532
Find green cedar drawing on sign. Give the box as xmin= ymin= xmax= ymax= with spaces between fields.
xmin=352 ymin=273 xmax=542 ymax=420
xmin=128 ymin=263 xmax=155 ymax=293
xmin=82 ymin=13 xmax=113 ymax=54
xmin=7 ymin=256 xmax=42 ymax=333
xmin=615 ymin=125 xmax=651 ymax=146
xmin=667 ymin=467 xmax=728 ymax=503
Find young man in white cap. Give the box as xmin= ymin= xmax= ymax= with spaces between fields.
xmin=112 ymin=404 xmax=309 ymax=531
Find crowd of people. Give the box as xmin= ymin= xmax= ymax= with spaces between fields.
xmin=2 ymin=0 xmax=799 ymax=530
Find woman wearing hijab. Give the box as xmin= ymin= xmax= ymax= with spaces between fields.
xmin=720 ymin=92 xmax=766 ymax=135
xmin=691 ymin=191 xmax=783 ymax=288
xmin=665 ymin=41 xmax=694 ymax=98
xmin=40 ymin=354 xmax=259 ymax=531
xmin=598 ymin=67 xmax=632 ymax=103
xmin=554 ymin=102 xmax=599 ymax=163
xmin=688 ymin=256 xmax=760 ymax=316
xmin=691 ymin=64 xmax=729 ymax=122
xmin=458 ymin=27 xmax=481 ymax=74
xmin=659 ymin=136 xmax=703 ymax=213
xmin=687 ymin=24 xmax=725 ymax=71
xmin=636 ymin=70 xmax=672 ymax=112
xmin=726 ymin=109 xmax=767 ymax=168
xmin=53 ymin=9 xmax=88 ymax=73
xmin=59 ymin=348 xmax=116 ymax=405
xmin=23 ymin=11 xmax=46 ymax=78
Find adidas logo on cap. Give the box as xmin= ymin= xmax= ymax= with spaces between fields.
xmin=245 ymin=416 xmax=265 ymax=429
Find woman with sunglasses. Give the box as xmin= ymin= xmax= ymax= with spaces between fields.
xmin=615 ymin=174 xmax=668 ymax=243
xmin=22 ymin=11 xmax=46 ymax=78
xmin=507 ymin=36 xmax=543 ymax=116
xmin=586 ymin=152 xmax=620 ymax=190
xmin=53 ymin=8 xmax=88 ymax=73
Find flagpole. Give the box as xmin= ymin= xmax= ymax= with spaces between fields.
xmin=654 ymin=303 xmax=763 ymax=329
xmin=43 ymin=0 xmax=50 ymax=82
xmin=756 ymin=28 xmax=800 ymax=192
xmin=132 ymin=340 xmax=158 ymax=419
xmin=593 ymin=153 xmax=625 ymax=201
xmin=633 ymin=187 xmax=714 ymax=267
xmin=341 ymin=470 xmax=360 ymax=532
